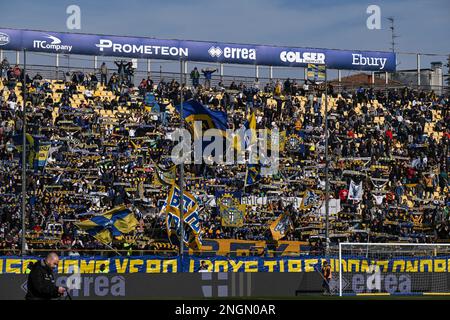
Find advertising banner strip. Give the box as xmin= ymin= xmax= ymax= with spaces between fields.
xmin=0 ymin=28 xmax=396 ymax=71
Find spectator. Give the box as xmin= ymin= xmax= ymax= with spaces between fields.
xmin=190 ymin=67 xmax=200 ymax=88
xmin=100 ymin=62 xmax=108 ymax=86
xmin=1 ymin=58 xmax=10 ymax=79
xmin=201 ymin=68 xmax=217 ymax=89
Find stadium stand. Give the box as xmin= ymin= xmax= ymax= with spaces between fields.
xmin=0 ymin=57 xmax=449 ymax=256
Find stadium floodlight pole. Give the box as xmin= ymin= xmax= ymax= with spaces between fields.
xmin=55 ymin=53 xmax=60 ymax=81
xmin=178 ymin=59 xmax=185 ymax=261
xmin=338 ymin=242 xmax=342 ymax=296
xmin=147 ymin=59 xmax=151 ymax=78
xmin=21 ymin=49 xmax=27 ymax=255
xmin=417 ymin=53 xmax=421 ymax=90
xmin=324 ymin=66 xmax=330 ymax=255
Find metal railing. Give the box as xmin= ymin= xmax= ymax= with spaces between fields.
xmin=19 ymin=63 xmax=450 ymax=94
xmin=24 ymin=63 xmax=278 ymax=89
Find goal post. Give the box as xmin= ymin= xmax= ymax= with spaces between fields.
xmin=338 ymin=243 xmax=450 ymax=296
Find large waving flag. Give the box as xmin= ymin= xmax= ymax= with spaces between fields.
xmin=175 ymin=100 xmax=228 ymax=156
xmin=75 ymin=205 xmax=139 ymax=244
xmin=175 ymin=99 xmax=228 ymax=132
xmin=164 ymin=185 xmax=202 ymax=249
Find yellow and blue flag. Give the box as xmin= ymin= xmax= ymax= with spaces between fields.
xmin=215 ymin=190 xmax=242 ymax=207
xmin=12 ymin=133 xmax=37 ymax=165
xmin=244 ymin=112 xmax=257 ymax=145
xmin=245 ymin=163 xmax=261 ymax=186
xmin=175 ymin=99 xmax=228 ymax=132
xmin=34 ymin=144 xmax=51 ymax=170
xmin=285 ymin=131 xmax=306 ymax=153
xmin=270 ymin=213 xmax=292 ymax=241
xmin=307 ymin=64 xmax=326 ymax=82
xmin=75 ymin=205 xmax=139 ymax=244
xmin=220 ymin=204 xmax=246 ymax=227
xmin=175 ymin=99 xmax=228 ymax=155
xmin=154 ymin=163 xmax=177 ymax=186
xmin=215 ymin=191 xmax=245 ymax=227
xmin=164 ymin=185 xmax=202 ymax=249
xmin=301 ymin=190 xmax=322 ymax=209
xmin=234 ymin=112 xmax=257 ymax=153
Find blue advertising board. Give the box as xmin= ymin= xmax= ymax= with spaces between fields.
xmin=0 ymin=28 xmax=395 ymax=71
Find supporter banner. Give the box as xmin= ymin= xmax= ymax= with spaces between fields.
xmin=0 ymin=28 xmax=396 ymax=71
xmin=2 ymin=255 xmax=450 ymax=274
xmin=0 ymin=256 xmax=179 ymax=274
xmin=189 ymin=239 xmax=309 ymax=256
xmin=185 ymin=256 xmax=450 ymax=273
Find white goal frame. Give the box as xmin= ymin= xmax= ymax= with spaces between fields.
xmin=338 ymin=242 xmax=450 ymax=297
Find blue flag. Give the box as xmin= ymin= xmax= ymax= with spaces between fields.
xmin=175 ymin=99 xmax=228 ymax=131
xmin=245 ymin=163 xmax=261 ymax=186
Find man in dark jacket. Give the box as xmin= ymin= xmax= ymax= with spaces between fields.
xmin=25 ymin=252 xmax=66 ymax=300
xmin=190 ymin=67 xmax=200 ymax=88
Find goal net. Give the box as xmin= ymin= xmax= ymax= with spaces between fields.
xmin=338 ymin=243 xmax=450 ymax=296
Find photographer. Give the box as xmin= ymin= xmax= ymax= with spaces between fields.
xmin=25 ymin=252 xmax=66 ymax=300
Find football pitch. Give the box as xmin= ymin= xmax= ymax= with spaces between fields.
xmin=265 ymin=295 xmax=450 ymax=300
xmin=134 ymin=294 xmax=450 ymax=300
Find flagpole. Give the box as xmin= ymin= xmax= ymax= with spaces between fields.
xmin=179 ymin=59 xmax=185 ymax=261
xmin=324 ymin=67 xmax=330 ymax=255
xmin=21 ymin=49 xmax=27 ymax=256
xmin=103 ymin=241 xmax=122 ymax=256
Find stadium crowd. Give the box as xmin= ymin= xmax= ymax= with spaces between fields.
xmin=0 ymin=56 xmax=449 ymax=255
